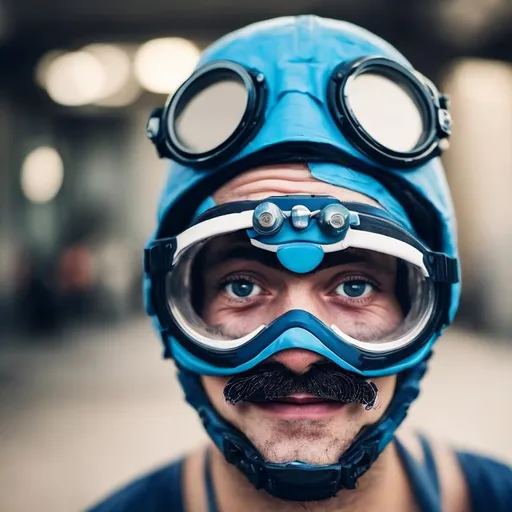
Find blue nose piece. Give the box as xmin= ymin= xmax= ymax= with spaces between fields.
xmin=277 ymin=243 xmax=325 ymax=274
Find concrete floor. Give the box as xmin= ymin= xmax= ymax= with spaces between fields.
xmin=1 ymin=317 xmax=511 ymax=512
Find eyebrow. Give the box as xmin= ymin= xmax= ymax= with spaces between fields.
xmin=204 ymin=244 xmax=394 ymax=275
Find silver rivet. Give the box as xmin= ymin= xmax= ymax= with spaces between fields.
xmin=253 ymin=202 xmax=284 ymax=235
xmin=290 ymin=205 xmax=311 ymax=230
xmin=259 ymin=211 xmax=275 ymax=227
xmin=146 ymin=117 xmax=160 ymax=140
xmin=439 ymin=139 xmax=450 ymax=151
xmin=438 ymin=109 xmax=452 ymax=135
xmin=319 ymin=204 xmax=350 ymax=236
xmin=330 ymin=213 xmax=345 ymax=229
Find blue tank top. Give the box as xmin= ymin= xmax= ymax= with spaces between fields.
xmin=88 ymin=437 xmax=512 ymax=511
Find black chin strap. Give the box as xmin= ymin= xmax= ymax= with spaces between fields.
xmin=219 ymin=428 xmax=379 ymax=501
xmin=202 ymin=435 xmax=378 ymax=508
xmin=204 ymin=441 xmax=378 ymax=512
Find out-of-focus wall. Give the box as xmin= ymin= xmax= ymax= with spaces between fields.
xmin=443 ymin=60 xmax=512 ymax=333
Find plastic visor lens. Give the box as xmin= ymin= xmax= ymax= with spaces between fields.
xmin=344 ymin=72 xmax=425 ymax=152
xmin=165 ymin=235 xmax=436 ymax=350
xmin=171 ymin=76 xmax=249 ymax=154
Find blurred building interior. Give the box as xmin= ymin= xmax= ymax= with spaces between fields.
xmin=1 ymin=0 xmax=512 ymax=335
xmin=0 ymin=1 xmax=511 ymax=510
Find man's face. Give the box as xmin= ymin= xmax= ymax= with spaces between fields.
xmin=198 ymin=164 xmax=400 ymax=465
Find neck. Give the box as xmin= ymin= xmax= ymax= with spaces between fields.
xmin=205 ymin=440 xmax=414 ymax=512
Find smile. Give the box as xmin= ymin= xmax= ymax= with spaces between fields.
xmin=249 ymin=393 xmax=349 ymax=420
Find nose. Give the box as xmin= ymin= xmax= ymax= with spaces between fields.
xmin=271 ymin=348 xmax=325 ymax=375
xmin=273 ymin=282 xmax=327 ymax=320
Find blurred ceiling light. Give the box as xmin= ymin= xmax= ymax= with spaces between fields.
xmin=134 ymin=37 xmax=200 ymax=94
xmin=84 ymin=44 xmax=131 ymax=96
xmin=37 ymin=45 xmax=141 ymax=108
xmin=94 ymin=79 xmax=142 ymax=107
xmin=83 ymin=44 xmax=139 ymax=106
xmin=35 ymin=50 xmax=63 ymax=88
xmin=21 ymin=146 xmax=64 ymax=204
xmin=45 ymin=51 xmax=107 ymax=106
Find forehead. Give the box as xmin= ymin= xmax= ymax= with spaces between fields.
xmin=213 ymin=164 xmax=383 ymax=208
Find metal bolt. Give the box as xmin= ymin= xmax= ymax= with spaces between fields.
xmin=253 ymin=202 xmax=284 ymax=235
xmin=290 ymin=205 xmax=311 ymax=230
xmin=438 ymin=109 xmax=452 ymax=135
xmin=146 ymin=117 xmax=160 ymax=140
xmin=259 ymin=211 xmax=274 ymax=227
xmin=319 ymin=204 xmax=350 ymax=236
xmin=439 ymin=139 xmax=450 ymax=151
xmin=329 ymin=212 xmax=345 ymax=228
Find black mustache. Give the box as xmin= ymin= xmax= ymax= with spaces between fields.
xmin=224 ymin=362 xmax=378 ymax=410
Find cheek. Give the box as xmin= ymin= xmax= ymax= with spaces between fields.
xmin=200 ymin=303 xmax=216 ymax=325
xmin=202 ymin=375 xmax=226 ymax=403
xmin=364 ymin=374 xmax=397 ymax=423
xmin=203 ymin=306 xmax=270 ymax=339
xmin=200 ymin=288 xmax=219 ymax=322
xmin=326 ymin=300 xmax=403 ymax=342
xmin=360 ymin=296 xmax=404 ymax=332
xmin=201 ymin=375 xmax=238 ymax=421
xmin=372 ymin=298 xmax=403 ymax=329
xmin=202 ymin=294 xmax=403 ymax=334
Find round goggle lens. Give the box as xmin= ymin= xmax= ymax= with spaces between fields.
xmin=344 ymin=72 xmax=425 ymax=153
xmin=171 ymin=76 xmax=249 ymax=154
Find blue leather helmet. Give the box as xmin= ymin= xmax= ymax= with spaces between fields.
xmin=143 ymin=15 xmax=460 ymax=502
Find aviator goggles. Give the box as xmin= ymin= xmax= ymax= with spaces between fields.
xmin=146 ymin=57 xmax=451 ymax=170
xmin=145 ymin=196 xmax=458 ymax=375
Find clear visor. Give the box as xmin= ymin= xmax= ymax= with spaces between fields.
xmin=165 ymin=232 xmax=435 ymax=352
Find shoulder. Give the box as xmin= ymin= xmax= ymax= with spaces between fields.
xmin=398 ymin=429 xmax=512 ymax=512
xmin=456 ymin=448 xmax=512 ymax=511
xmin=85 ymin=458 xmax=185 ymax=512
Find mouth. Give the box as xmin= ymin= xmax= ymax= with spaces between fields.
xmin=249 ymin=393 xmax=349 ymax=420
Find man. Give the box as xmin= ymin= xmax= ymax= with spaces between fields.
xmin=90 ymin=15 xmax=512 ymax=512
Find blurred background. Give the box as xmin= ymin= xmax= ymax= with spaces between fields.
xmin=0 ymin=1 xmax=511 ymax=510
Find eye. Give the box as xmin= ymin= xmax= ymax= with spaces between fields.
xmin=224 ymin=279 xmax=262 ymax=299
xmin=335 ymin=280 xmax=375 ymax=299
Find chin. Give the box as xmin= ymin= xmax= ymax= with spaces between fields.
xmin=256 ymin=438 xmax=353 ymax=465
xmin=242 ymin=418 xmax=361 ymax=465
